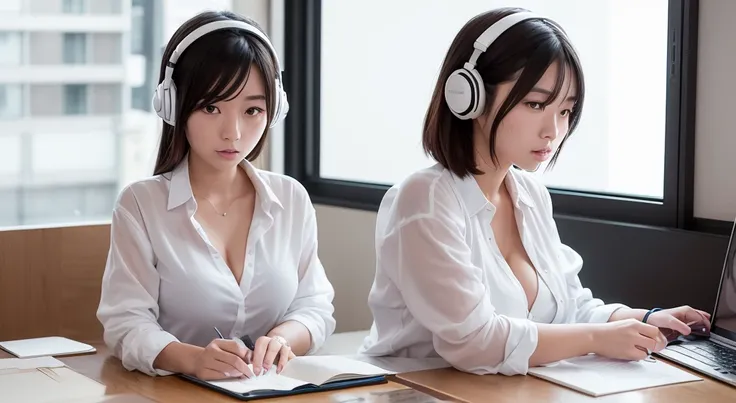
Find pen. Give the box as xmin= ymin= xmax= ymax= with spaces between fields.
xmin=213 ymin=327 xmax=255 ymax=351
xmin=241 ymin=335 xmax=256 ymax=351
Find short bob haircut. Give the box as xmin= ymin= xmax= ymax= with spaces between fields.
xmin=153 ymin=11 xmax=279 ymax=176
xmin=422 ymin=7 xmax=585 ymax=178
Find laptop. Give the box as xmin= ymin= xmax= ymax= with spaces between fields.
xmin=655 ymin=220 xmax=736 ymax=386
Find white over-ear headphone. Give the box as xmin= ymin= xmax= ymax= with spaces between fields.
xmin=444 ymin=12 xmax=551 ymax=120
xmin=152 ymin=19 xmax=289 ymax=127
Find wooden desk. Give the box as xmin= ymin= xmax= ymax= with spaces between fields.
xmin=394 ymin=360 xmax=736 ymax=403
xmin=0 ymin=343 xmax=410 ymax=403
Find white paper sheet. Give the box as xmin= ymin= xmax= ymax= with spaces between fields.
xmin=528 ymin=354 xmax=702 ymax=396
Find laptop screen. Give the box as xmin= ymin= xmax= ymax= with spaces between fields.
xmin=713 ymin=220 xmax=736 ymax=342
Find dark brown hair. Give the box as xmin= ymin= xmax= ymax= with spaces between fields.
xmin=153 ymin=11 xmax=279 ymax=176
xmin=422 ymin=7 xmax=585 ymax=178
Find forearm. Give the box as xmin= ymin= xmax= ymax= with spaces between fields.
xmin=608 ymin=308 xmax=647 ymax=322
xmin=529 ymin=323 xmax=599 ymax=367
xmin=152 ymin=342 xmax=203 ymax=376
xmin=268 ymin=320 xmax=312 ymax=356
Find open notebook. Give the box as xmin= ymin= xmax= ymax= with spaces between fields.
xmin=181 ymin=355 xmax=393 ymax=400
xmin=528 ymin=354 xmax=702 ymax=397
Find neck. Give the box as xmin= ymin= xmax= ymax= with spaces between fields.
xmin=473 ymin=156 xmax=510 ymax=205
xmin=188 ymin=154 xmax=249 ymax=202
xmin=472 ymin=126 xmax=511 ymax=204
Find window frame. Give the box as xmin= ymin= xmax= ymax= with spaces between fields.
xmin=284 ymin=0 xmax=700 ymax=229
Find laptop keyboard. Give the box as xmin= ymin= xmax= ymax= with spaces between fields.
xmin=667 ymin=341 xmax=736 ymax=375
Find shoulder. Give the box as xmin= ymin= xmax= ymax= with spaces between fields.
xmin=378 ymin=164 xmax=463 ymax=232
xmin=113 ymin=175 xmax=169 ymax=215
xmin=254 ymin=169 xmax=313 ymax=209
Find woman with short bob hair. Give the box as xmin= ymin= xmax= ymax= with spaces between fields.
xmin=360 ymin=7 xmax=710 ymax=375
xmin=97 ymin=10 xmax=336 ymax=380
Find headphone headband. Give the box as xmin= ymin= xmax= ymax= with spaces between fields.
xmin=168 ymin=20 xmax=284 ymax=78
xmin=444 ymin=11 xmax=557 ymax=120
xmin=153 ymin=19 xmax=289 ymax=127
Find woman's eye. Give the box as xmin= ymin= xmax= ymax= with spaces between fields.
xmin=203 ymin=105 xmax=219 ymax=114
xmin=246 ymin=107 xmax=264 ymax=116
xmin=526 ymin=102 xmax=544 ymax=110
xmin=561 ymin=109 xmax=573 ymax=117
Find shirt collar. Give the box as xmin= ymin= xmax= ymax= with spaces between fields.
xmin=506 ymin=168 xmax=536 ymax=210
xmin=166 ymin=156 xmax=284 ymax=212
xmin=450 ymin=167 xmax=536 ymax=217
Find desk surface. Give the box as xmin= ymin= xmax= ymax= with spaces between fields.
xmin=394 ymin=359 xmax=736 ymax=403
xmin=0 ymin=344 xmax=410 ymax=403
xmin=7 ymin=344 xmax=736 ymax=403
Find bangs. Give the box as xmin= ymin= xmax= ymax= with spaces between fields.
xmin=194 ymin=35 xmax=259 ymax=108
xmin=174 ymin=28 xmax=278 ymax=118
xmin=503 ymin=30 xmax=583 ymax=111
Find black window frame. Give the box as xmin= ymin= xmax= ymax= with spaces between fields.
xmin=285 ymin=0 xmax=704 ymax=230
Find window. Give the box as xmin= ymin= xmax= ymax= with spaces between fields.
xmin=62 ymin=0 xmax=85 ymax=14
xmin=0 ymin=0 xmax=21 ymax=13
xmin=284 ymin=0 xmax=698 ymax=228
xmin=63 ymin=33 xmax=86 ymax=64
xmin=64 ymin=84 xmax=87 ymax=115
xmin=0 ymin=85 xmax=23 ymax=118
xmin=0 ymin=1 xmax=251 ymax=229
xmin=0 ymin=32 xmax=22 ymax=65
xmin=21 ymin=184 xmax=117 ymax=226
xmin=130 ymin=1 xmax=145 ymax=54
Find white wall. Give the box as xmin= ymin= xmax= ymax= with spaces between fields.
xmin=312 ymin=0 xmax=736 ymax=332
xmin=693 ymin=1 xmax=736 ymax=221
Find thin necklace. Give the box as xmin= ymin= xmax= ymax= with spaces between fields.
xmin=197 ymin=195 xmax=239 ymax=217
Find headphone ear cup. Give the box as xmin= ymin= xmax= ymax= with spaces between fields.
xmin=166 ymin=82 xmax=177 ymax=126
xmin=152 ymin=82 xmax=165 ymax=119
xmin=466 ymin=67 xmax=485 ymax=120
xmin=444 ymin=67 xmax=485 ymax=120
xmin=152 ymin=80 xmax=176 ymax=126
xmin=269 ymin=80 xmax=289 ymax=128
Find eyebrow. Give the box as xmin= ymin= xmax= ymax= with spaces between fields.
xmin=244 ymin=94 xmax=267 ymax=101
xmin=529 ymin=87 xmax=577 ymax=102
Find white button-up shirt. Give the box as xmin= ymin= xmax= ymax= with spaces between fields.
xmin=97 ymin=158 xmax=336 ymax=376
xmin=359 ymin=164 xmax=626 ymax=375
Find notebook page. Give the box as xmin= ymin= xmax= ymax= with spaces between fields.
xmin=281 ymin=355 xmax=391 ymax=386
xmin=206 ymin=365 xmax=306 ymax=394
xmin=528 ymin=354 xmax=702 ymax=397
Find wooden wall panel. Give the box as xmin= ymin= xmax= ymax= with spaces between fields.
xmin=0 ymin=224 xmax=111 ymax=343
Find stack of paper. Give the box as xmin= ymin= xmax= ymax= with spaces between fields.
xmin=0 ymin=356 xmax=107 ymax=403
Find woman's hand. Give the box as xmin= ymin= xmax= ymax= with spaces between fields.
xmin=250 ymin=335 xmax=296 ymax=375
xmin=192 ymin=339 xmax=254 ymax=380
xmin=591 ymin=319 xmax=667 ymax=360
xmin=646 ymin=306 xmax=712 ymax=341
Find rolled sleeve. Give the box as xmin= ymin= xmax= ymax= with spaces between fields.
xmin=385 ymin=215 xmax=538 ymax=375
xmin=281 ymin=206 xmax=336 ymax=355
xmin=96 ymin=198 xmax=179 ymax=376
